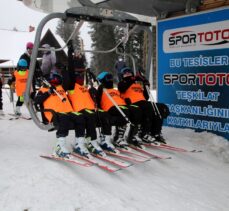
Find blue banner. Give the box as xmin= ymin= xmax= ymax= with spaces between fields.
xmin=157 ymin=7 xmax=229 ymax=140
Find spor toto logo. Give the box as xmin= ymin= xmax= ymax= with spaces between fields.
xmin=163 ymin=20 xmax=229 ymax=53
xmin=169 ymin=29 xmax=229 ymax=46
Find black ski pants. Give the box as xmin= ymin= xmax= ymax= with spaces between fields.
xmin=81 ymin=109 xmax=112 ymax=138
xmin=56 ymin=112 xmax=85 ymax=138
xmin=134 ymin=100 xmax=163 ymax=135
xmin=108 ymin=105 xmax=142 ymax=126
xmin=126 ymin=105 xmax=142 ymax=125
xmin=95 ymin=110 xmax=112 ymax=135
xmin=16 ymin=96 xmax=24 ymax=107
xmin=80 ymin=109 xmax=97 ymax=140
xmin=108 ymin=106 xmax=130 ymax=126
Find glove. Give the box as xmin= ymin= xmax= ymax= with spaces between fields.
xmin=48 ymin=85 xmax=56 ymax=94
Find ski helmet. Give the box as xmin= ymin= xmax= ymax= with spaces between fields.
xmin=97 ymin=72 xmax=113 ymax=88
xmin=17 ymin=59 xmax=28 ymax=69
xmin=26 ymin=42 xmax=34 ymax=49
xmin=97 ymin=72 xmax=109 ymax=82
xmin=97 ymin=72 xmax=113 ymax=82
xmin=120 ymin=67 xmax=133 ymax=78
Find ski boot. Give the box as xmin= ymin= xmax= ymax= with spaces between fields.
xmin=15 ymin=106 xmax=22 ymax=116
xmin=87 ymin=138 xmax=106 ymax=157
xmin=142 ymin=134 xmax=161 ymax=146
xmin=54 ymin=137 xmax=71 ymax=158
xmin=154 ymin=134 xmax=167 ymax=145
xmin=125 ymin=124 xmax=143 ymax=148
xmin=128 ymin=135 xmax=145 ymax=149
xmin=113 ymin=126 xmax=129 ymax=149
xmin=100 ymin=135 xmax=118 ymax=153
xmin=73 ymin=137 xmax=91 ymax=158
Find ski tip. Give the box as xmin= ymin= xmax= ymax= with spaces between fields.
xmin=154 ymin=156 xmax=172 ymax=160
xmin=115 ymin=168 xmax=122 ymax=172
xmin=126 ymin=163 xmax=134 ymax=168
xmin=107 ymin=169 xmax=121 ymax=173
xmin=191 ymin=150 xmax=203 ymax=153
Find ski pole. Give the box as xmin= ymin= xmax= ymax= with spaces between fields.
xmin=145 ymin=85 xmax=162 ymax=119
xmin=137 ymin=70 xmax=162 ymax=119
xmin=86 ymin=69 xmax=104 ymax=137
xmin=41 ymin=78 xmax=66 ymax=102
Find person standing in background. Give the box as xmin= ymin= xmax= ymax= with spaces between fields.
xmin=19 ymin=42 xmax=42 ymax=89
xmin=41 ymin=44 xmax=56 ymax=79
xmin=8 ymin=59 xmax=29 ymax=116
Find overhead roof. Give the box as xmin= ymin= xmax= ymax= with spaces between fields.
xmin=21 ymin=0 xmax=201 ymax=19
xmin=21 ymin=0 xmax=229 ymax=21
xmin=85 ymin=0 xmax=201 ymax=18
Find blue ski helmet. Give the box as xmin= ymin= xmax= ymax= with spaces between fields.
xmin=97 ymin=71 xmax=113 ymax=83
xmin=17 ymin=59 xmax=28 ymax=69
xmin=97 ymin=71 xmax=108 ymax=82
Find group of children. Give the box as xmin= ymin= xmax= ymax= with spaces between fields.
xmin=9 ymin=41 xmax=170 ymax=159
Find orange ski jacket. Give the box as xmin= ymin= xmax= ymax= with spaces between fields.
xmin=68 ymin=83 xmax=95 ymax=112
xmin=121 ymin=83 xmax=146 ymax=104
xmin=100 ymin=88 xmax=126 ymax=111
xmin=40 ymin=85 xmax=73 ymax=122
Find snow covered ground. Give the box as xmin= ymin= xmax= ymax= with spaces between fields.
xmin=0 ymin=88 xmax=229 ymax=211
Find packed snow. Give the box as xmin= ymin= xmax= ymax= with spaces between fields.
xmin=0 ymin=88 xmax=229 ymax=211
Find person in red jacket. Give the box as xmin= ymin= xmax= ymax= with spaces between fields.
xmin=34 ymin=73 xmax=86 ymax=158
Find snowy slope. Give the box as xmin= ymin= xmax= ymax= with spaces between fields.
xmin=0 ymin=89 xmax=229 ymax=211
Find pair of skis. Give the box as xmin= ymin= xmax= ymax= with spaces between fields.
xmin=41 ymin=146 xmax=157 ymax=173
xmin=41 ymin=144 xmax=173 ymax=173
xmin=41 ymin=142 xmax=202 ymax=173
xmin=41 ymin=152 xmax=132 ymax=173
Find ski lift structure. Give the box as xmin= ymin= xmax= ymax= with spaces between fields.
xmin=24 ymin=6 xmax=156 ymax=131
